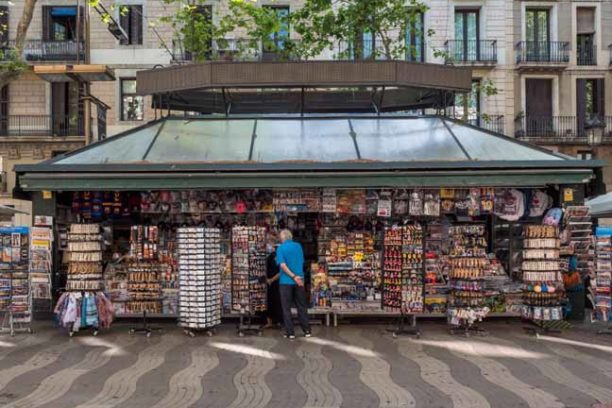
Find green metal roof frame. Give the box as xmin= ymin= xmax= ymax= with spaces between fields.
xmin=15 ymin=115 xmax=603 ymax=191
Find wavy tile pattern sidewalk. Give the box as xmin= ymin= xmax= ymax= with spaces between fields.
xmin=0 ymin=323 xmax=611 ymax=408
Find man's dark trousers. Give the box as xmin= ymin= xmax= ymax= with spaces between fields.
xmin=279 ymin=284 xmax=311 ymax=335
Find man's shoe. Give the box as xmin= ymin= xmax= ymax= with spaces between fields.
xmin=304 ymin=331 xmax=312 ymax=338
xmin=284 ymin=333 xmax=296 ymax=340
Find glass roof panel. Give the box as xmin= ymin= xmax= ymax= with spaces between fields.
xmin=353 ymin=117 xmax=467 ymax=161
xmin=145 ymin=119 xmax=254 ymax=163
xmin=446 ymin=121 xmax=565 ymax=161
xmin=251 ymin=119 xmax=357 ymax=162
xmin=56 ymin=122 xmax=162 ymax=164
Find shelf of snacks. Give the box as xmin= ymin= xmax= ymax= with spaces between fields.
xmin=521 ymin=225 xmax=564 ymax=322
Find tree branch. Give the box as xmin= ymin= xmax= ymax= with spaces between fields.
xmin=16 ymin=0 xmax=37 ymax=52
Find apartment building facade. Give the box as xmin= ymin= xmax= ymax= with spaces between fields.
xmin=0 ymin=0 xmax=610 ymax=224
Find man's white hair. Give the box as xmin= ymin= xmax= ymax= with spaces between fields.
xmin=280 ymin=229 xmax=293 ymax=241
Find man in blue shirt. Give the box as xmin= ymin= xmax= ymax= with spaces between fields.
xmin=276 ymin=229 xmax=311 ymax=339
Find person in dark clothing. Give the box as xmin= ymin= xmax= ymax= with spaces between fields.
xmin=276 ymin=229 xmax=311 ymax=340
xmin=263 ymin=244 xmax=283 ymax=329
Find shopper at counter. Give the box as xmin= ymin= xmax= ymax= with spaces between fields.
xmin=263 ymin=242 xmax=282 ymax=329
xmin=277 ymin=229 xmax=311 ymax=339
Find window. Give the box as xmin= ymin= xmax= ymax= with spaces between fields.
xmin=454 ymin=79 xmax=481 ymax=122
xmin=0 ymin=6 xmax=8 ymax=45
xmin=43 ymin=6 xmax=81 ymax=41
xmin=119 ymin=5 xmax=143 ymax=45
xmin=263 ymin=6 xmax=289 ymax=52
xmin=454 ymin=9 xmax=479 ymax=61
xmin=577 ymin=78 xmax=604 ymax=135
xmin=577 ymin=8 xmax=596 ymax=65
xmin=526 ymin=9 xmax=549 ymax=43
xmin=121 ymin=79 xmax=144 ymax=121
xmin=0 ymin=85 xmax=7 ymax=135
xmin=405 ymin=11 xmax=424 ymax=62
xmin=577 ymin=151 xmax=593 ymax=160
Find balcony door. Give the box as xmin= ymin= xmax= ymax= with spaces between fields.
xmin=51 ymin=82 xmax=84 ymax=136
xmin=454 ymin=9 xmax=479 ymax=61
xmin=525 ymin=78 xmax=553 ymax=135
xmin=405 ymin=11 xmax=424 ymax=62
xmin=577 ymin=78 xmax=604 ymax=136
xmin=526 ymin=9 xmax=549 ymax=61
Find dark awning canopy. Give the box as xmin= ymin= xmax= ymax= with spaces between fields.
xmin=137 ymin=61 xmax=472 ymax=114
xmin=15 ymin=115 xmax=602 ymax=191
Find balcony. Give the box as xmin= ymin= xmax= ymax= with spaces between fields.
xmin=467 ymin=115 xmax=505 ymax=135
xmin=577 ymin=44 xmax=597 ymax=66
xmin=515 ymin=41 xmax=570 ymax=70
xmin=172 ymin=39 xmax=285 ymax=63
xmin=173 ymin=38 xmax=427 ymax=63
xmin=0 ymin=115 xmax=85 ymax=138
xmin=514 ymin=115 xmax=612 ymax=144
xmin=444 ymin=40 xmax=497 ymax=65
xmin=0 ymin=40 xmax=86 ymax=63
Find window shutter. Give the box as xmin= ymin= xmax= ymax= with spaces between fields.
xmin=119 ymin=6 xmax=130 ymax=45
xmin=78 ymin=6 xmax=85 ymax=41
xmin=577 ymin=8 xmax=595 ymax=34
xmin=132 ymin=5 xmax=143 ymax=45
xmin=596 ymin=78 xmax=605 ymax=117
xmin=42 ymin=6 xmax=51 ymax=41
xmin=576 ymin=79 xmax=586 ymax=134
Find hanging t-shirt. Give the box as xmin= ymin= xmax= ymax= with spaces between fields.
xmin=529 ymin=190 xmax=552 ymax=218
xmin=495 ymin=189 xmax=525 ymax=221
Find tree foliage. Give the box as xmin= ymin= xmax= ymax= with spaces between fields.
xmin=155 ymin=0 xmax=431 ymax=62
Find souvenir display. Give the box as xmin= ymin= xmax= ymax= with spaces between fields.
xmin=447 ymin=224 xmax=491 ymax=330
xmin=125 ymin=225 xmax=170 ymax=315
xmin=521 ymin=225 xmax=564 ymax=321
xmin=231 ymin=226 xmax=267 ymax=314
xmin=54 ymin=223 xmax=113 ymax=335
xmin=321 ymin=230 xmax=381 ymax=311
xmin=494 ymin=189 xmax=526 ymax=221
xmin=563 ymin=206 xmax=594 ymax=278
xmin=177 ymin=227 xmax=222 ymax=334
xmin=48 ymin=185 xmax=588 ymax=332
xmin=29 ymin=226 xmax=52 ymax=304
xmin=65 ymin=224 xmax=104 ymax=292
xmin=310 ymin=262 xmax=331 ymax=308
xmin=0 ymin=227 xmax=31 ymax=335
xmin=382 ymin=225 xmax=424 ymax=313
xmin=593 ymin=231 xmax=611 ymax=322
xmin=273 ymin=190 xmax=321 ymax=212
xmin=424 ymin=223 xmax=449 ymax=313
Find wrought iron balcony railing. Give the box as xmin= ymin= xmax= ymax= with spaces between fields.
xmin=513 ymin=115 xmax=612 ymax=144
xmin=516 ymin=41 xmax=570 ymax=64
xmin=577 ymin=43 xmax=597 ymax=66
xmin=444 ymin=40 xmax=497 ymax=64
xmin=0 ymin=115 xmax=85 ymax=137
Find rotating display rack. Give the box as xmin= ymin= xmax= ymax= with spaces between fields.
xmin=54 ymin=224 xmax=113 ymax=336
xmin=232 ymin=226 xmax=267 ymax=336
xmin=521 ymin=225 xmax=564 ymax=333
xmin=447 ymin=224 xmax=490 ymax=336
xmin=0 ymin=227 xmax=32 ymax=336
xmin=177 ymin=227 xmax=222 ymax=337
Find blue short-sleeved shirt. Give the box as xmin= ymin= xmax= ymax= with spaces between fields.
xmin=276 ymin=239 xmax=304 ymax=285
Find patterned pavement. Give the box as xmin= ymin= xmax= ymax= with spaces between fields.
xmin=0 ymin=321 xmax=610 ymax=408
